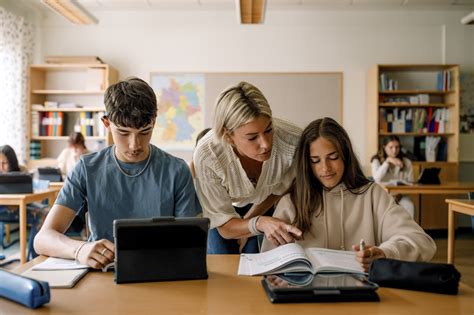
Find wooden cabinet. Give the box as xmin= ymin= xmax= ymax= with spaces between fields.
xmin=27 ymin=64 xmax=118 ymax=160
xmin=367 ymin=64 xmax=461 ymax=229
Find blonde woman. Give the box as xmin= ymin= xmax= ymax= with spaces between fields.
xmin=193 ymin=81 xmax=303 ymax=254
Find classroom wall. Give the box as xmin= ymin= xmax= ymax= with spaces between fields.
xmin=10 ymin=6 xmax=474 ymax=166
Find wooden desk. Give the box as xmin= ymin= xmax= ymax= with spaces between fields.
xmin=383 ymin=182 xmax=474 ymax=228
xmin=48 ymin=182 xmax=63 ymax=189
xmin=383 ymin=182 xmax=474 ymax=195
xmin=0 ymin=189 xmax=57 ymax=264
xmin=445 ymin=199 xmax=474 ymax=264
xmin=48 ymin=182 xmax=63 ymax=200
xmin=1 ymin=256 xmax=472 ymax=314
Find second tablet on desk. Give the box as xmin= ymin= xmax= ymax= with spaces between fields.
xmin=262 ymin=273 xmax=379 ymax=303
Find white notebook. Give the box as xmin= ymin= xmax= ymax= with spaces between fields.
xmin=22 ymin=268 xmax=88 ymax=289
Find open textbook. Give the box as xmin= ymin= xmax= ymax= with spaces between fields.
xmin=238 ymin=243 xmax=365 ymax=276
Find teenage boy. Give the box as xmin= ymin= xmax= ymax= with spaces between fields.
xmin=34 ymin=77 xmax=202 ymax=269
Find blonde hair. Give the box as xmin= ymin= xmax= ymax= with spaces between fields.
xmin=213 ymin=81 xmax=272 ymax=143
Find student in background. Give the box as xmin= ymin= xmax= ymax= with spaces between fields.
xmin=0 ymin=145 xmax=27 ymax=173
xmin=189 ymin=128 xmax=211 ymax=178
xmin=261 ymin=118 xmax=436 ymax=272
xmin=34 ymin=77 xmax=202 ymax=270
xmin=0 ymin=145 xmax=47 ymax=260
xmin=370 ymin=135 xmax=415 ymax=218
xmin=57 ymin=132 xmax=89 ymax=176
xmin=193 ymin=81 xmax=302 ymax=254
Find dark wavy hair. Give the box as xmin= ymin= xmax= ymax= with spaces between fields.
xmin=0 ymin=145 xmax=20 ymax=172
xmin=289 ymin=118 xmax=372 ymax=233
xmin=104 ymin=77 xmax=157 ymax=128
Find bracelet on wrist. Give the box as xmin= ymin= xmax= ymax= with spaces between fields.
xmin=248 ymin=216 xmax=263 ymax=236
xmin=74 ymin=242 xmax=87 ymax=263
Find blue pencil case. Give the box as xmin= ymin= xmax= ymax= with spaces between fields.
xmin=0 ymin=269 xmax=50 ymax=308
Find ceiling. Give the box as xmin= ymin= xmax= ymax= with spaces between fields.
xmin=23 ymin=0 xmax=474 ymax=12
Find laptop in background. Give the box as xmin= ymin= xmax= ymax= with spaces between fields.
xmin=113 ymin=217 xmax=209 ymax=284
xmin=38 ymin=167 xmax=63 ymax=183
xmin=0 ymin=172 xmax=33 ymax=194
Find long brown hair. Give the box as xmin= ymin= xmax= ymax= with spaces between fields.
xmin=370 ymin=135 xmax=406 ymax=170
xmin=290 ymin=118 xmax=372 ymax=233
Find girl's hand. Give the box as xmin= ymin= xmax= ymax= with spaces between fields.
xmin=387 ymin=157 xmax=403 ymax=168
xmin=352 ymin=243 xmax=386 ymax=273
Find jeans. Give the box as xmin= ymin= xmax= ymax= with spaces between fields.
xmin=207 ymin=204 xmax=273 ymax=254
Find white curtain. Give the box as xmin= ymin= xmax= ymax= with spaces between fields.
xmin=0 ymin=7 xmax=34 ymax=164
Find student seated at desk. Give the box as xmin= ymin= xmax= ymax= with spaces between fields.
xmin=0 ymin=145 xmax=47 ymax=260
xmin=34 ymin=77 xmax=202 ymax=270
xmin=261 ymin=118 xmax=436 ymax=272
xmin=370 ymin=135 xmax=415 ymax=218
xmin=57 ymin=131 xmax=89 ymax=176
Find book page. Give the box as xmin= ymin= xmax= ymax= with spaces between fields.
xmin=305 ymin=248 xmax=365 ymax=274
xmin=238 ymin=243 xmax=310 ymax=276
xmin=33 ymin=257 xmax=89 ymax=270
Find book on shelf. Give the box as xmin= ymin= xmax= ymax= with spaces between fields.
xmin=436 ymin=137 xmax=448 ymax=161
xmin=418 ymin=94 xmax=430 ymax=105
xmin=379 ymin=73 xmax=398 ymax=91
xmin=237 ymin=243 xmax=364 ymax=276
xmin=44 ymin=101 xmax=58 ymax=109
xmin=32 ymin=104 xmax=45 ymax=110
xmin=38 ymin=112 xmax=65 ymax=136
xmin=437 ymin=70 xmax=453 ymax=91
xmin=414 ymin=136 xmax=426 ymax=161
xmin=379 ymin=107 xmax=448 ymax=134
xmin=31 ymin=111 xmax=40 ymax=137
xmin=29 ymin=141 xmax=41 ymax=160
xmin=58 ymin=102 xmax=83 ymax=109
xmin=45 ymin=55 xmax=104 ymax=64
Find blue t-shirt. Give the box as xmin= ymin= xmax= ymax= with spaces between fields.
xmin=55 ymin=145 xmax=202 ymax=241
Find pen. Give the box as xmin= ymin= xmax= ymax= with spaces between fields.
xmin=360 ymin=239 xmax=365 ymax=252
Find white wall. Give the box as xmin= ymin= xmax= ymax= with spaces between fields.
xmin=29 ymin=8 xmax=474 ymax=164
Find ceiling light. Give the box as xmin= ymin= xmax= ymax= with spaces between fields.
xmin=236 ymin=0 xmax=266 ymax=24
xmin=41 ymin=0 xmax=98 ymax=25
xmin=461 ymin=11 xmax=474 ymax=25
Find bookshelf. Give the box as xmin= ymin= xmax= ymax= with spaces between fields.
xmin=28 ymin=63 xmax=118 ymax=160
xmin=367 ymin=64 xmax=460 ymax=229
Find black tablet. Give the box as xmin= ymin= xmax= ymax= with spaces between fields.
xmin=262 ymin=273 xmax=379 ymax=303
xmin=113 ymin=217 xmax=209 ymax=284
